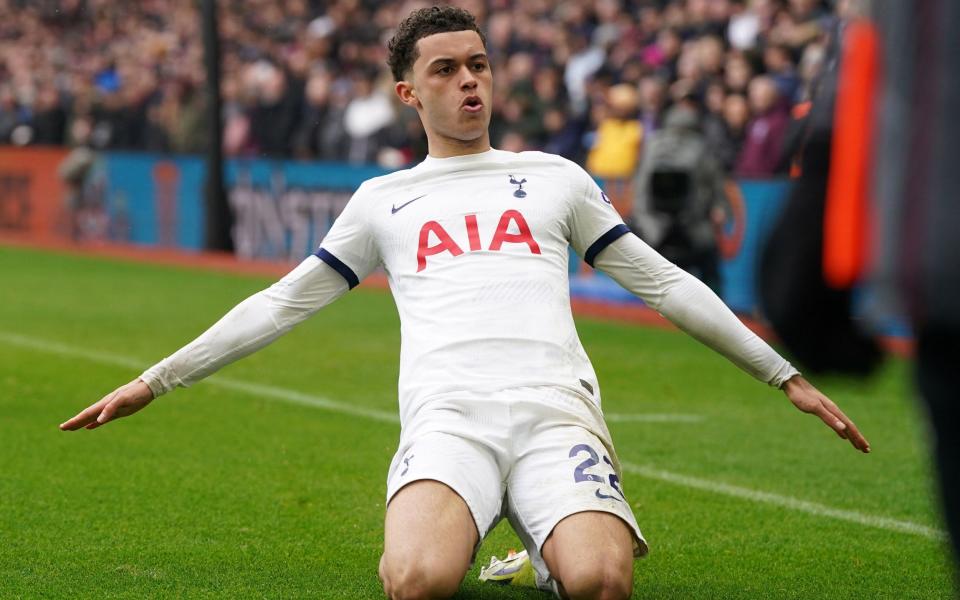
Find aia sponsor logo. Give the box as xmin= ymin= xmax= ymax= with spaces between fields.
xmin=416 ymin=209 xmax=541 ymax=272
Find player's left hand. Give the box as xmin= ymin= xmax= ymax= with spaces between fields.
xmin=782 ymin=375 xmax=870 ymax=453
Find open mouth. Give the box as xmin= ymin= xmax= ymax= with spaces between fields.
xmin=461 ymin=96 xmax=484 ymax=113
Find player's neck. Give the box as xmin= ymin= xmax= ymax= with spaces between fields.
xmin=426 ymin=132 xmax=492 ymax=159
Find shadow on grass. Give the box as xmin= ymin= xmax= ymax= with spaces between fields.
xmin=453 ymin=581 xmax=548 ymax=599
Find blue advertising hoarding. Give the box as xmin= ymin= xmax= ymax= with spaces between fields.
xmin=97 ymin=153 xmax=387 ymax=257
xmin=100 ymin=152 xmax=206 ymax=249
xmin=569 ymin=180 xmax=792 ymax=315
xmin=225 ymin=159 xmax=388 ymax=261
xmin=93 ymin=150 xmax=789 ymax=315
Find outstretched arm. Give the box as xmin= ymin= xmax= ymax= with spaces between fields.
xmin=59 ymin=255 xmax=350 ymax=431
xmin=593 ymin=233 xmax=870 ymax=453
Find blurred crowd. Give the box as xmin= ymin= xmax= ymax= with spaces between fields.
xmin=1 ymin=0 xmax=853 ymax=176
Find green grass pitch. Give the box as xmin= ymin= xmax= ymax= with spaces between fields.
xmin=0 ymin=245 xmax=955 ymax=598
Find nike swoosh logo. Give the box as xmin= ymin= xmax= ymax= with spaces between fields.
xmin=391 ymin=195 xmax=427 ymax=214
xmin=595 ymin=488 xmax=622 ymax=502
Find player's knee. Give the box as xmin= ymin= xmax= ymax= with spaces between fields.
xmin=380 ymin=556 xmax=460 ymax=600
xmin=559 ymin=561 xmax=633 ymax=600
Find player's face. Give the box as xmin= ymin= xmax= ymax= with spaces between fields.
xmin=396 ymin=30 xmax=492 ymax=156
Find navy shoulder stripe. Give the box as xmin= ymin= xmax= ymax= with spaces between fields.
xmin=584 ymin=224 xmax=630 ymax=267
xmin=315 ymin=248 xmax=360 ymax=289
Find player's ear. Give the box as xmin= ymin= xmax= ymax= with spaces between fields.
xmin=395 ymin=80 xmax=420 ymax=109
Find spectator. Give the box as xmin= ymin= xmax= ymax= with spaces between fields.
xmin=248 ymin=62 xmax=301 ymax=157
xmin=167 ymin=80 xmax=208 ymax=155
xmin=541 ymin=105 xmax=586 ymax=162
xmin=683 ymin=0 xmax=727 ymax=38
xmin=30 ymin=85 xmax=67 ymax=146
xmin=498 ymin=52 xmax=544 ymax=145
xmin=222 ymin=72 xmax=253 ymax=156
xmin=0 ymin=0 xmax=842 ymax=175
xmin=291 ymin=69 xmax=333 ymax=160
xmin=702 ymin=80 xmax=738 ymax=171
xmin=643 ymin=27 xmax=683 ymax=80
xmin=528 ymin=66 xmax=565 ymax=146
xmin=142 ymin=102 xmax=172 ymax=153
xmin=736 ymin=75 xmax=790 ymax=178
xmin=763 ymin=43 xmax=802 ymax=101
xmin=696 ymin=35 xmax=727 ymax=80
xmin=720 ymin=94 xmax=750 ymax=172
xmin=0 ymin=85 xmax=25 ymax=144
xmin=797 ymin=42 xmax=827 ymax=101
xmin=586 ymin=83 xmax=643 ymax=219
xmin=728 ymin=0 xmax=778 ymax=50
xmin=563 ymin=31 xmax=606 ymax=116
xmin=341 ymin=69 xmax=396 ymax=165
xmin=769 ymin=0 xmax=829 ymax=50
xmin=638 ymin=75 xmax=668 ymax=134
xmin=705 ymin=80 xmax=727 ymax=116
xmin=724 ymin=51 xmax=756 ymax=95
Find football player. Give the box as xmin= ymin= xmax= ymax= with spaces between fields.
xmin=61 ymin=7 xmax=869 ymax=599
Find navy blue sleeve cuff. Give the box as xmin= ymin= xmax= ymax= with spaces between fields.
xmin=315 ymin=248 xmax=360 ymax=289
xmin=584 ymin=224 xmax=630 ymax=267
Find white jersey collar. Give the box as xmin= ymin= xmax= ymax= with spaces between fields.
xmin=419 ymin=148 xmax=502 ymax=169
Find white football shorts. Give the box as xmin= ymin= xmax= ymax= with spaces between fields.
xmin=385 ymin=385 xmax=648 ymax=589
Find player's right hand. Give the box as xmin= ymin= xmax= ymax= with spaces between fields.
xmin=59 ymin=379 xmax=155 ymax=431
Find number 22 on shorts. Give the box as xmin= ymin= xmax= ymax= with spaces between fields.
xmin=568 ymin=443 xmax=625 ymax=501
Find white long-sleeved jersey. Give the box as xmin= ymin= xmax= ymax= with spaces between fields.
xmin=141 ymin=149 xmax=797 ymax=425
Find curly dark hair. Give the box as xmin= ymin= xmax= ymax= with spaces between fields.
xmin=387 ymin=6 xmax=487 ymax=82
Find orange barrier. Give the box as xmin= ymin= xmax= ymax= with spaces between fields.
xmin=0 ymin=146 xmax=70 ymax=241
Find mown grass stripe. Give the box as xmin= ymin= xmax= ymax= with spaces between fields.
xmin=2 ymin=329 xmax=946 ymax=542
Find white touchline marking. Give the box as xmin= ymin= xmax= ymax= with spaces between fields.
xmin=1 ymin=330 xmax=947 ymax=541
xmin=211 ymin=378 xmax=399 ymax=424
xmin=605 ymin=413 xmax=704 ymax=423
xmin=0 ymin=331 xmax=399 ymax=424
xmin=620 ymin=462 xmax=947 ymax=541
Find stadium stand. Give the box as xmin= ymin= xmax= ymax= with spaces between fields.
xmin=1 ymin=0 xmax=848 ymax=173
